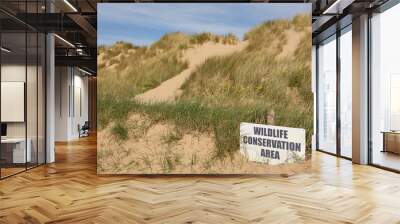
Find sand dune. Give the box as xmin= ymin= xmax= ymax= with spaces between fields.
xmin=98 ymin=114 xmax=310 ymax=174
xmin=277 ymin=29 xmax=303 ymax=60
xmin=135 ymin=41 xmax=248 ymax=103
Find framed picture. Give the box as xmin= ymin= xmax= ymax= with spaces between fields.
xmin=97 ymin=3 xmax=312 ymax=174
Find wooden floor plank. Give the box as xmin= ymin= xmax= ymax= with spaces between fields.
xmin=0 ymin=135 xmax=400 ymax=223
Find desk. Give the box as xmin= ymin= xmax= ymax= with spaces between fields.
xmin=1 ymin=138 xmax=32 ymax=163
xmin=382 ymin=131 xmax=400 ymax=155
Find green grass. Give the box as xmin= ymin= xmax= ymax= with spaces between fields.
xmin=99 ymin=99 xmax=269 ymax=159
xmin=111 ymin=122 xmax=128 ymax=140
xmin=190 ymin=32 xmax=239 ymax=45
xmin=98 ymin=98 xmax=272 ymax=159
xmin=118 ymin=100 xmax=270 ymax=159
xmin=97 ymin=97 xmax=133 ymax=129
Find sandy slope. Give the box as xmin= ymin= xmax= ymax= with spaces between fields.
xmin=135 ymin=41 xmax=248 ymax=103
xmin=277 ymin=29 xmax=303 ymax=60
xmin=98 ymin=114 xmax=310 ymax=174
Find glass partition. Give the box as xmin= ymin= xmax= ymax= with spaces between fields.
xmin=1 ymin=31 xmax=28 ymax=177
xmin=317 ymin=35 xmax=337 ymax=154
xmin=0 ymin=1 xmax=46 ymax=179
xmin=38 ymin=32 xmax=45 ymax=165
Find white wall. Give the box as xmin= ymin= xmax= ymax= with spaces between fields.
xmin=1 ymin=63 xmax=46 ymax=164
xmin=1 ymin=65 xmax=26 ymax=139
xmin=71 ymin=73 xmax=89 ymax=138
xmin=55 ymin=67 xmax=89 ymax=141
xmin=55 ymin=67 xmax=70 ymax=141
xmin=1 ymin=65 xmax=39 ymax=137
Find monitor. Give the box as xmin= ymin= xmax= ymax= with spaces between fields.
xmin=1 ymin=123 xmax=7 ymax=137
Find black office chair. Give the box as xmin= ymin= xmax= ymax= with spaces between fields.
xmin=79 ymin=121 xmax=90 ymax=138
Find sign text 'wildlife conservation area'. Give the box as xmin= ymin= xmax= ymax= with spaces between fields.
xmin=240 ymin=122 xmax=305 ymax=165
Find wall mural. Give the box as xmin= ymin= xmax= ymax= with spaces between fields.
xmin=97 ymin=3 xmax=313 ymax=174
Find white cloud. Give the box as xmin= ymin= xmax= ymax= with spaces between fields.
xmin=98 ymin=4 xmax=251 ymax=38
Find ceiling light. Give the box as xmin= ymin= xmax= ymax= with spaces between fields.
xmin=323 ymin=0 xmax=341 ymax=14
xmin=76 ymin=48 xmax=86 ymax=55
xmin=54 ymin=34 xmax=75 ymax=48
xmin=63 ymin=0 xmax=78 ymax=12
xmin=1 ymin=47 xmax=11 ymax=53
xmin=78 ymin=67 xmax=93 ymax=76
xmin=323 ymin=0 xmax=355 ymax=15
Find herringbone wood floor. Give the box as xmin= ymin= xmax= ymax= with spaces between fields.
xmin=1 ymin=135 xmax=400 ymax=224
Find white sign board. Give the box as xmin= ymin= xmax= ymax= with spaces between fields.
xmin=240 ymin=122 xmax=305 ymax=165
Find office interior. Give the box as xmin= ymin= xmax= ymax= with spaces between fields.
xmin=0 ymin=0 xmax=97 ymax=179
xmin=313 ymin=0 xmax=400 ymax=172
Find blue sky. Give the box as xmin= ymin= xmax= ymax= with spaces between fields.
xmin=98 ymin=3 xmax=311 ymax=46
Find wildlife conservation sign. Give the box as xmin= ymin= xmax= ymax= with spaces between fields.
xmin=240 ymin=122 xmax=306 ymax=165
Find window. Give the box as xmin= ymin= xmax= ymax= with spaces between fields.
xmin=339 ymin=26 xmax=352 ymax=158
xmin=317 ymin=35 xmax=337 ymax=154
xmin=370 ymin=3 xmax=400 ymax=171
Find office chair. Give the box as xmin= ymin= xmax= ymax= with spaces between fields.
xmin=79 ymin=121 xmax=90 ymax=138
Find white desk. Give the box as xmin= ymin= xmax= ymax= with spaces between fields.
xmin=1 ymin=138 xmax=32 ymax=163
xmin=381 ymin=131 xmax=400 ymax=154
